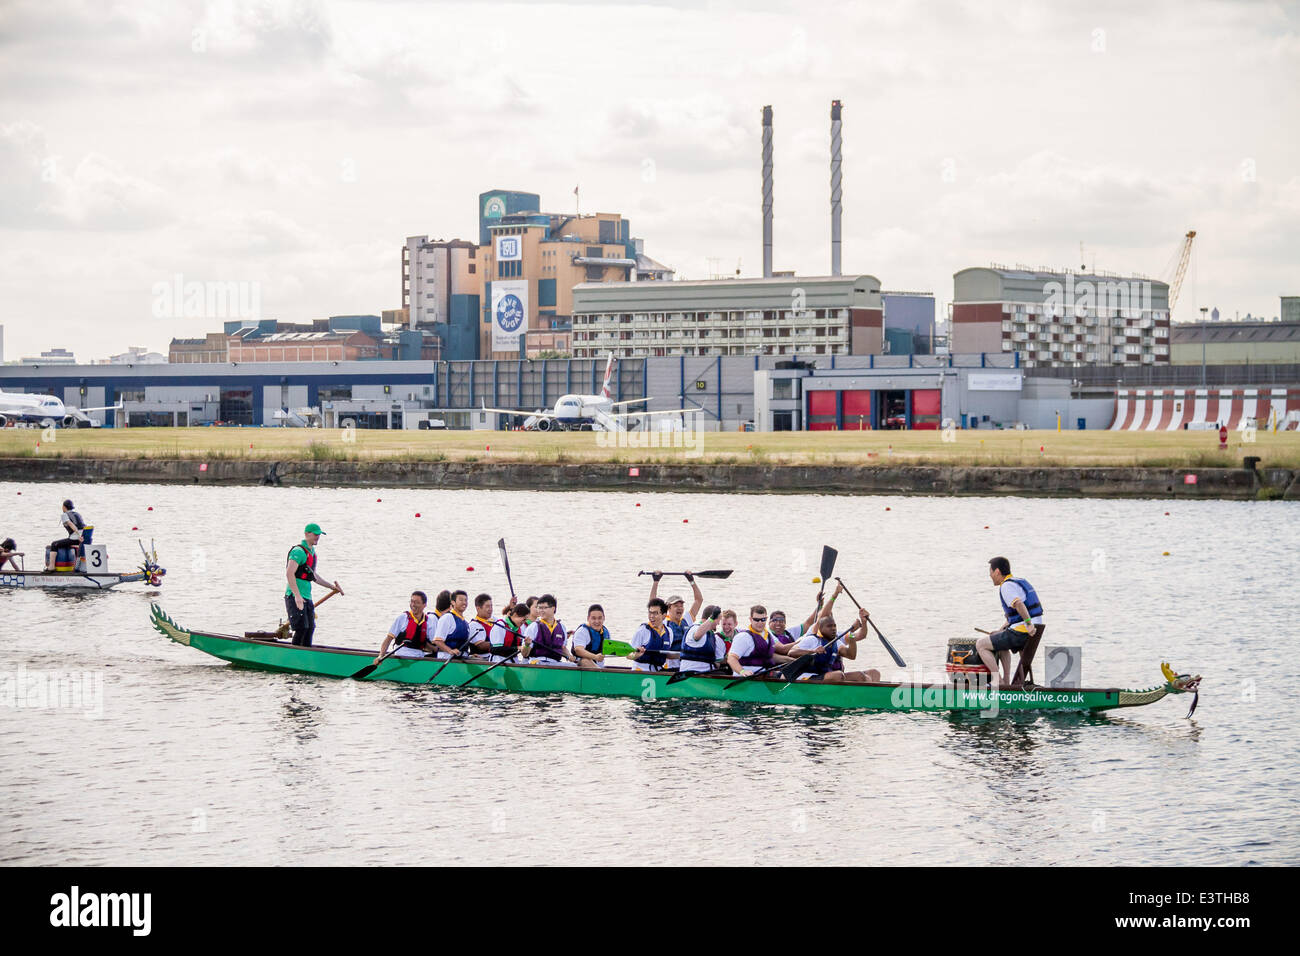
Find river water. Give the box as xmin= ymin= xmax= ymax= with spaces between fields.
xmin=1 ymin=480 xmax=1296 ymax=866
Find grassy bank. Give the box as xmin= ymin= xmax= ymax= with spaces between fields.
xmin=3 ymin=426 xmax=1298 ymax=469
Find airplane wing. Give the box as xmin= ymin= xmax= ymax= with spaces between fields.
xmin=606 ymin=408 xmax=694 ymax=419
xmin=479 ymin=402 xmax=558 ymax=419
xmin=73 ymin=403 xmax=125 ymax=413
xmin=608 ymin=397 xmax=653 ymax=407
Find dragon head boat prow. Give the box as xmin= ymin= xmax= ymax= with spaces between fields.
xmin=1160 ymin=661 xmax=1203 ymax=717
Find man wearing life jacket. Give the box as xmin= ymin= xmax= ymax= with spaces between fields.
xmin=647 ymin=571 xmax=703 ymax=671
xmin=719 ymin=610 xmax=739 ymax=653
xmin=629 ymin=598 xmax=677 ymax=672
xmin=726 ymin=605 xmax=792 ymax=677
xmin=466 ymin=593 xmax=502 ymax=657
xmin=788 ymin=604 xmax=879 ymax=683
xmin=523 ymin=594 xmax=576 ymax=666
xmin=679 ymin=605 xmax=727 ymax=674
xmin=766 ymin=601 xmax=824 ymax=654
xmin=487 ymin=602 xmax=530 ymax=663
xmin=44 ymin=499 xmax=87 ymax=572
xmin=284 ymin=522 xmax=341 ymax=646
xmin=374 ymin=591 xmax=432 ymax=664
xmin=432 ymin=589 xmax=474 ymax=660
xmin=976 ymin=556 xmax=1045 ymax=691
xmin=571 ymin=604 xmax=611 ymax=669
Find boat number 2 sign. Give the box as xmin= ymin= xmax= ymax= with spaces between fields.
xmin=1045 ymin=646 xmax=1081 ymax=688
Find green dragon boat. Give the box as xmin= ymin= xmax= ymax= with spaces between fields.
xmin=149 ymin=604 xmax=1202 ymax=715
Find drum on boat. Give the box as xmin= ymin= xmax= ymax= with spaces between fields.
xmin=945 ymin=637 xmax=989 ymax=679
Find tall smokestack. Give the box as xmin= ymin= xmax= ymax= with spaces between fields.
xmin=830 ymin=99 xmax=843 ymax=276
xmin=761 ymin=105 xmax=773 ymax=278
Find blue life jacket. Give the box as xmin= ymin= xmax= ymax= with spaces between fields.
xmin=638 ymin=624 xmax=670 ymax=668
xmin=665 ymin=617 xmax=690 ymax=652
xmin=808 ymin=635 xmax=845 ymax=676
xmin=999 ymin=577 xmax=1044 ymax=626
xmin=679 ymin=630 xmax=718 ymax=665
xmin=443 ymin=611 xmax=471 ymax=651
xmin=576 ymin=624 xmax=607 ymax=655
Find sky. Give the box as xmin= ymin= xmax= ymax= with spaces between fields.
xmin=1 ymin=0 xmax=1297 ymax=362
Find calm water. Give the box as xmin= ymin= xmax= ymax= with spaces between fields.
xmin=1 ymin=480 xmax=1297 ymax=866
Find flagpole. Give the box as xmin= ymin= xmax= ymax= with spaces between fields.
xmin=575 ymin=184 xmax=580 ymax=215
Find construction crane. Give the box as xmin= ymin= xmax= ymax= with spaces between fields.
xmin=1167 ymin=230 xmax=1196 ymax=310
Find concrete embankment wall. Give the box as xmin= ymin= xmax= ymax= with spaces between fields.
xmin=2 ymin=457 xmax=1296 ymax=499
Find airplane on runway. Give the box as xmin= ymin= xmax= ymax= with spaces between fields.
xmin=0 ymin=390 xmax=120 ymax=428
xmin=479 ymin=355 xmax=685 ymax=431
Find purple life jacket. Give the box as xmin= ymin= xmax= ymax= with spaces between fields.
xmin=530 ymin=620 xmax=567 ymax=661
xmin=739 ymin=629 xmax=774 ymax=669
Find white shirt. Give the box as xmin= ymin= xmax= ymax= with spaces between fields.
xmin=999 ymin=580 xmax=1043 ymax=632
xmin=431 ymin=609 xmax=470 ymax=660
xmin=467 ymin=615 xmax=495 ymax=648
xmin=679 ymin=622 xmax=725 ymax=672
xmin=61 ymin=512 xmax=83 ymax=543
xmin=728 ymin=629 xmax=773 ymax=673
xmin=571 ymin=623 xmax=609 ymax=665
xmin=388 ymin=612 xmax=431 ymax=659
xmin=487 ymin=620 xmax=520 ymax=663
xmin=661 ymin=612 xmax=694 ymax=670
xmin=630 ymin=622 xmax=670 ymax=671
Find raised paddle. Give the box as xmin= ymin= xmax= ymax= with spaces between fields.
xmin=834 ymin=577 xmax=906 ymax=668
xmin=497 ymin=538 xmax=516 ymax=599
xmin=245 ymin=587 xmax=341 ymax=640
xmin=818 ymin=545 xmax=838 ymax=584
xmin=637 ymin=570 xmax=733 ymax=579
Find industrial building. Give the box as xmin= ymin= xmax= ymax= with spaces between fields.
xmin=950 ymin=266 xmax=1172 ymax=368
xmin=1170 ymin=321 xmax=1300 ymax=365
xmin=571 ymin=275 xmax=886 ymax=358
xmin=170 ymin=317 xmax=439 ymax=365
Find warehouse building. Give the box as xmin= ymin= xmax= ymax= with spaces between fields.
xmin=1170 ymin=320 xmax=1300 ymax=365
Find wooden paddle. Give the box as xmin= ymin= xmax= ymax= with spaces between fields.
xmin=636 ymin=570 xmax=733 ymax=579
xmin=834 ymin=577 xmax=906 ymax=667
xmin=245 ymin=587 xmax=341 ymax=640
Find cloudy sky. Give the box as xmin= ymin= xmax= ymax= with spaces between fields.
xmin=1 ymin=0 xmax=1297 ymax=361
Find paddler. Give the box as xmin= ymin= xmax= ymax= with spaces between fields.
xmin=374 ymin=591 xmax=432 ymax=663
xmin=44 ymin=499 xmax=87 ymax=572
xmin=765 ymin=601 xmax=824 ymax=654
xmin=678 ymin=605 xmax=727 ymax=674
xmin=648 ymin=571 xmax=703 ymax=670
xmin=571 ymin=604 xmax=611 ymax=669
xmin=629 ymin=598 xmax=676 ymax=672
xmin=431 ymin=589 xmax=473 ymax=659
xmin=284 ymin=522 xmax=342 ymax=646
xmin=1 ymin=537 xmax=22 ymax=571
xmin=726 ymin=605 xmax=792 ymax=677
xmin=719 ymin=609 xmax=738 ymax=651
xmin=787 ymin=592 xmax=879 ymax=683
xmin=976 ymin=556 xmax=1045 ymax=691
xmin=522 ymin=594 xmax=577 ymax=666
xmin=487 ymin=602 xmax=531 ymax=663
xmin=466 ymin=593 xmax=502 ymax=656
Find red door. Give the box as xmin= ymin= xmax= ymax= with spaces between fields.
xmin=842 ymin=390 xmax=871 ymax=430
xmin=807 ymin=390 xmax=838 ymax=431
xmin=912 ymin=389 xmax=941 ymax=430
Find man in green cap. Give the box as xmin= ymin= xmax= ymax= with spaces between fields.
xmin=284 ymin=523 xmax=343 ymax=646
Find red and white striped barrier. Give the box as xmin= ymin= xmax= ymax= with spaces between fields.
xmin=1110 ymin=387 xmax=1300 ymax=430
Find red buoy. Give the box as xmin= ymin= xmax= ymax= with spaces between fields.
xmin=683 ymin=519 xmax=688 ymax=523
xmin=377 ymin=498 xmax=382 ymax=502
xmin=415 ymin=512 xmax=421 ymax=517
xmin=885 ymin=507 xmax=891 ymax=511
xmin=466 ymin=566 xmax=474 ymax=571
xmin=147 ymin=507 xmax=153 ymax=511
xmin=132 ymin=526 xmax=138 ymax=531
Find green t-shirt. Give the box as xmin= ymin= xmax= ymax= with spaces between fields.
xmin=285 ymin=542 xmax=314 ymax=599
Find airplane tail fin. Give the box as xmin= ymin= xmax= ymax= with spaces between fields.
xmin=601 ymin=354 xmax=615 ymax=399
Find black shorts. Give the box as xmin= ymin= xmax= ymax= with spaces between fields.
xmin=990 ymin=627 xmax=1031 ymax=653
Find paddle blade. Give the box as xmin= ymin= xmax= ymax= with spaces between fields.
xmin=694 ymin=569 xmax=733 ymax=579
xmin=498 ymin=538 xmax=515 ymax=592
xmin=872 ymin=623 xmax=907 ymax=668
xmin=350 ymin=662 xmax=380 ymax=680
xmin=819 ymin=547 xmax=838 ymax=582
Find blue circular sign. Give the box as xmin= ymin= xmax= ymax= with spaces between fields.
xmin=496 ymin=294 xmax=524 ymax=332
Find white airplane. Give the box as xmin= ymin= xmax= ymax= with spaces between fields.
xmin=0 ymin=390 xmax=120 ymax=428
xmin=480 ymin=355 xmax=683 ymax=432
